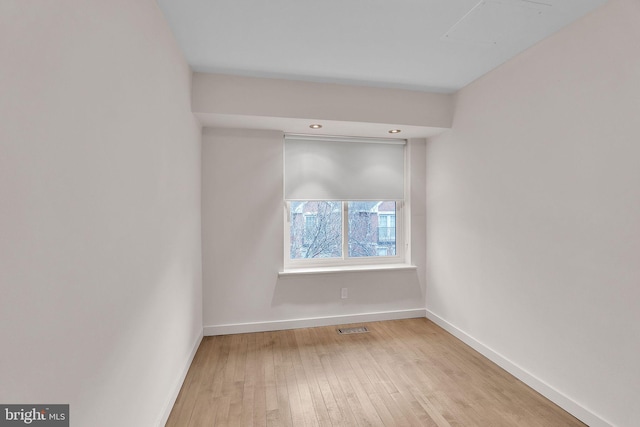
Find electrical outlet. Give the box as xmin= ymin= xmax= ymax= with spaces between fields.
xmin=341 ymin=288 xmax=348 ymax=299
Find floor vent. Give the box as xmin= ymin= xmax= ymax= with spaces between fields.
xmin=337 ymin=326 xmax=369 ymax=335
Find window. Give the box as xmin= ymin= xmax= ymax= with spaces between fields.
xmin=284 ymin=134 xmax=406 ymax=268
xmin=348 ymin=201 xmax=396 ymax=257
xmin=292 ymin=201 xmax=342 ymax=259
xmin=289 ymin=201 xmax=399 ymax=264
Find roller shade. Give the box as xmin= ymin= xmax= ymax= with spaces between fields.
xmin=284 ymin=135 xmax=405 ymax=200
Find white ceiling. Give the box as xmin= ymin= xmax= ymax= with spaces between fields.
xmin=157 ymin=0 xmax=607 ymax=93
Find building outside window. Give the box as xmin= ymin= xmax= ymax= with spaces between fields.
xmin=378 ymin=209 xmax=396 ymax=243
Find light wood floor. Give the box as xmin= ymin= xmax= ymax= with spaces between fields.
xmin=166 ymin=318 xmax=584 ymax=426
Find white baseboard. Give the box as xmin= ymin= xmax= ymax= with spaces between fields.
xmin=156 ymin=329 xmax=203 ymax=427
xmin=425 ymin=309 xmax=612 ymax=427
xmin=203 ymin=308 xmax=426 ymax=336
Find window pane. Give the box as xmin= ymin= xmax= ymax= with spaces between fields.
xmin=290 ymin=201 xmax=342 ymax=259
xmin=348 ymin=201 xmax=396 ymax=257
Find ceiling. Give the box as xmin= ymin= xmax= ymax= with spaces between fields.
xmin=157 ymin=0 xmax=607 ymax=93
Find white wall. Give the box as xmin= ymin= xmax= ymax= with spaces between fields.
xmin=426 ymin=0 xmax=640 ymax=425
xmin=192 ymin=73 xmax=454 ymax=129
xmin=202 ymin=128 xmax=426 ymax=333
xmin=0 ymin=1 xmax=202 ymax=426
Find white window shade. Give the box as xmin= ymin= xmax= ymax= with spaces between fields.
xmin=284 ymin=135 xmax=405 ymax=200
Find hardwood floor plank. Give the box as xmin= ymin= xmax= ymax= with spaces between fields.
xmin=293 ymin=328 xmax=332 ymax=427
xmin=326 ymin=332 xmax=383 ymax=426
xmin=310 ymin=327 xmax=360 ymax=427
xmin=262 ymin=332 xmax=278 ymax=414
xmin=167 ymin=319 xmax=586 ymax=427
xmin=167 ymin=336 xmax=224 ymax=426
xmin=251 ymin=333 xmax=268 ymax=427
xmin=240 ymin=333 xmax=259 ymax=427
xmin=213 ymin=395 xmax=231 ymax=427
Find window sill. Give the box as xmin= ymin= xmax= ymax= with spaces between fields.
xmin=278 ymin=263 xmax=417 ymax=277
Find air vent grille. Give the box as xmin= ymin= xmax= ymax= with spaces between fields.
xmin=337 ymin=326 xmax=369 ymax=335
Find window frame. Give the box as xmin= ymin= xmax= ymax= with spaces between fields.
xmin=284 ymin=200 xmax=405 ymax=269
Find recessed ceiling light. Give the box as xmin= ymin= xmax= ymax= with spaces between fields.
xmin=309 ymin=124 xmax=322 ymax=129
xmin=388 ymin=129 xmax=401 ymax=134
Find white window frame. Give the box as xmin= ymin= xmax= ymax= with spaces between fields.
xmin=284 ymin=200 xmax=405 ymax=269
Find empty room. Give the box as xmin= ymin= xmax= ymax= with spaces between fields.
xmin=1 ymin=0 xmax=638 ymax=426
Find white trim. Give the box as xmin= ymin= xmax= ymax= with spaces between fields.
xmin=155 ymin=329 xmax=203 ymax=427
xmin=425 ymin=309 xmax=613 ymax=427
xmin=279 ymin=263 xmax=416 ymax=277
xmin=204 ymin=308 xmax=426 ymax=336
xmin=403 ymin=140 xmax=412 ymax=264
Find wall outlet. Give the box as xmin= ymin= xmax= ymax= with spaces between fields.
xmin=341 ymin=288 xmax=348 ymax=299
